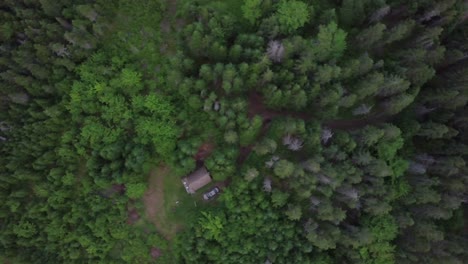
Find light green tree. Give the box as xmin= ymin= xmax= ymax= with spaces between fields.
xmin=276 ymin=0 xmax=311 ymax=33
xmin=13 ymin=221 xmax=37 ymax=238
xmin=271 ymin=190 xmax=289 ymax=207
xmin=224 ymin=130 xmax=238 ymax=144
xmin=285 ymin=204 xmax=302 ymax=220
xmin=315 ymin=22 xmax=347 ymax=61
xmin=198 ymin=212 xmax=224 ymax=241
xmin=242 ymin=0 xmax=263 ymax=25
xmin=274 ymin=159 xmax=295 ymax=179
xmin=244 ymin=168 xmax=259 ymax=182
xmin=253 ymin=138 xmax=277 ymax=155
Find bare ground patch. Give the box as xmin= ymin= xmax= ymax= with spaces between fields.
xmin=194 ymin=141 xmax=215 ymax=161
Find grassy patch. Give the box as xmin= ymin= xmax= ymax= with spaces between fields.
xmin=169 ymin=178 xmax=222 ymax=225
xmin=144 ymin=165 xmax=221 ymax=240
xmin=143 ymin=166 xmax=193 ymax=239
xmin=158 ymin=166 xmax=196 ymax=238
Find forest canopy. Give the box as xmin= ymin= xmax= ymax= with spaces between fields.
xmin=1 ymin=0 xmax=467 ymax=263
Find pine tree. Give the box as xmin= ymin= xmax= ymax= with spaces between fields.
xmin=315 ymin=22 xmax=347 ymax=62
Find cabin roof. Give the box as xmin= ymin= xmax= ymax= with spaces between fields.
xmin=181 ymin=167 xmax=212 ymax=194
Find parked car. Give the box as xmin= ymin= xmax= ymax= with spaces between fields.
xmin=203 ymin=186 xmax=220 ymax=200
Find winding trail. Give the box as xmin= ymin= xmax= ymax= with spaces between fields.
xmin=238 ymin=92 xmax=392 ymax=164
xmin=248 ymin=92 xmax=390 ymax=131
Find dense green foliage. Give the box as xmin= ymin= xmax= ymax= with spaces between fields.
xmin=0 ymin=0 xmax=172 ymax=262
xmin=1 ymin=0 xmax=467 ymax=263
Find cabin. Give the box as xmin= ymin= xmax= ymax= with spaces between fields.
xmin=181 ymin=167 xmax=212 ymax=194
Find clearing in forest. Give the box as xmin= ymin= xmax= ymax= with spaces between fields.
xmin=143 ymin=165 xmax=199 ymax=240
